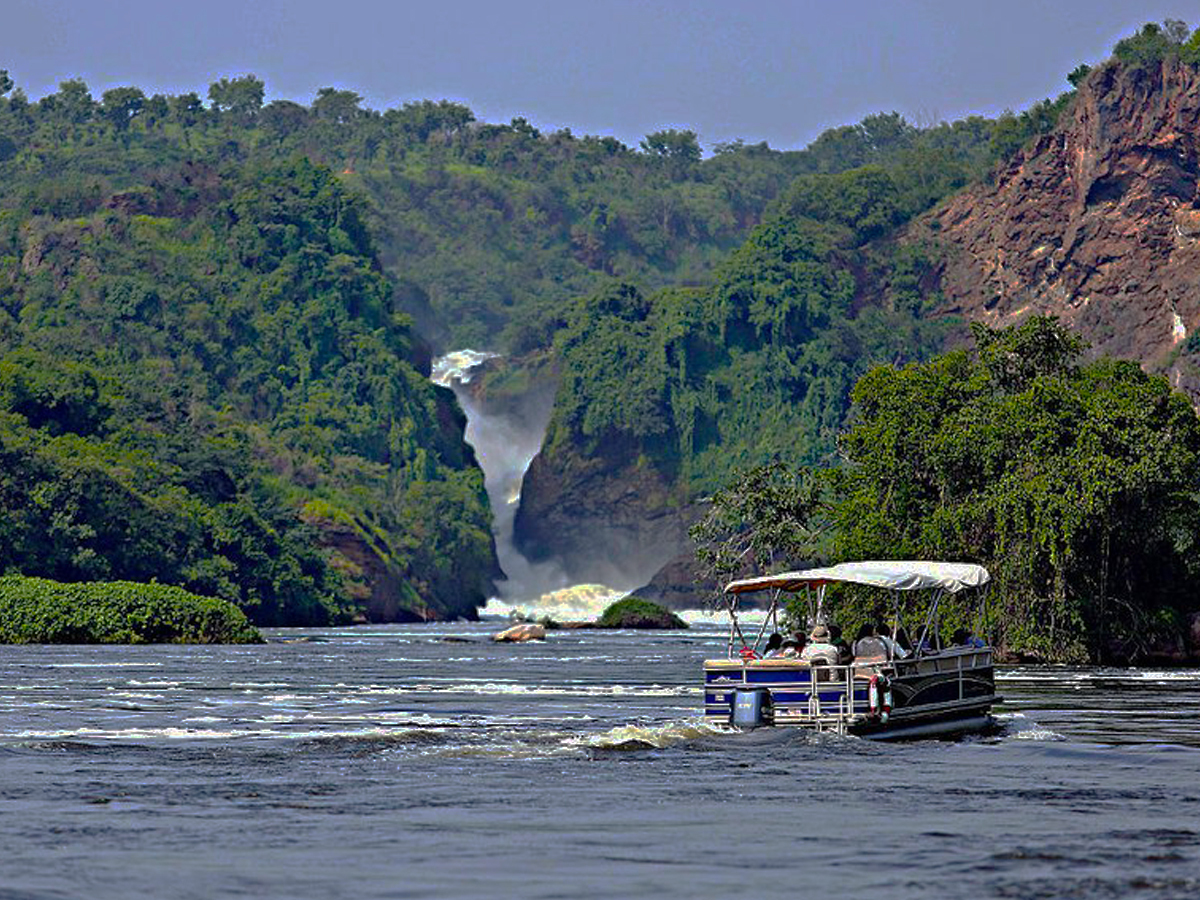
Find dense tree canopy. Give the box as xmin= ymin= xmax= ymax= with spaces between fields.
xmin=0 ymin=20 xmax=1185 ymax=629
xmin=832 ymin=318 xmax=1200 ymax=662
xmin=0 ymin=61 xmax=1058 ymax=353
xmin=696 ymin=319 xmax=1200 ymax=664
xmin=0 ymin=151 xmax=495 ymax=624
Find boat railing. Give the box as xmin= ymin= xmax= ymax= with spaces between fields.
xmin=704 ymin=646 xmax=995 ymax=733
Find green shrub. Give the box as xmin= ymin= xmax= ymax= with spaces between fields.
xmin=0 ymin=575 xmax=263 ymax=644
xmin=597 ymin=596 xmax=687 ymax=629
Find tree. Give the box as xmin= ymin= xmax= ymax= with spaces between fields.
xmin=261 ymin=100 xmax=308 ymax=140
xmin=47 ymin=78 xmax=94 ymax=124
xmin=833 ymin=317 xmax=1200 ymax=662
xmin=208 ymin=75 xmax=265 ymax=121
xmin=640 ymin=128 xmax=701 ymax=179
xmin=692 ymin=318 xmax=1200 ymax=662
xmin=390 ymin=99 xmax=474 ymax=141
xmin=100 ymin=86 xmax=145 ymax=131
xmin=1113 ymin=21 xmax=1185 ymax=68
xmin=311 ymin=87 xmax=362 ymax=124
xmin=142 ymin=93 xmax=169 ymax=125
xmin=169 ymin=92 xmax=205 ymax=126
xmin=0 ymin=70 xmax=12 ymax=97
xmin=689 ymin=462 xmax=830 ymax=596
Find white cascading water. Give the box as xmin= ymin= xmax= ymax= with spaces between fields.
xmin=431 ymin=350 xmax=625 ymax=619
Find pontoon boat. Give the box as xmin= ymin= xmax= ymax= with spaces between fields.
xmin=703 ymin=561 xmax=1000 ymax=740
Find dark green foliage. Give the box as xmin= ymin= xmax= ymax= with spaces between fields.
xmin=828 ymin=319 xmax=1199 ymax=663
xmin=0 ymin=69 xmax=1009 ymax=353
xmin=1113 ymin=20 xmax=1190 ymax=68
xmin=695 ymin=319 xmax=1200 ymax=663
xmin=776 ymin=166 xmax=902 ymax=243
xmin=0 ymin=27 xmax=1167 ymax=626
xmin=988 ymin=94 xmax=1076 ymax=162
xmin=0 ymin=146 xmax=495 ymax=624
xmin=0 ymin=575 xmax=262 ymax=643
xmin=597 ymin=596 xmax=687 ymax=629
xmin=690 ymin=462 xmax=830 ymax=592
xmin=1067 ymin=64 xmax=1093 ymax=88
xmin=208 ymin=75 xmax=265 ymax=121
xmin=544 ymin=149 xmax=955 ymax=500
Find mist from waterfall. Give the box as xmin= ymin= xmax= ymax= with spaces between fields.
xmin=432 ymin=350 xmax=621 ymax=615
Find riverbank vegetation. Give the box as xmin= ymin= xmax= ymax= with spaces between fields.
xmin=0 ymin=575 xmax=262 ymax=643
xmin=597 ymin=597 xmax=687 ymax=629
xmin=694 ymin=318 xmax=1200 ymax=664
xmin=0 ymin=112 xmax=496 ymax=624
xmin=0 ymin=21 xmax=1183 ymax=630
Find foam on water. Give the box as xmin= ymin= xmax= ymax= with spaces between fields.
xmin=573 ymin=717 xmax=729 ymax=751
xmin=481 ymin=583 xmax=626 ymax=620
xmin=998 ymin=712 xmax=1066 ymax=741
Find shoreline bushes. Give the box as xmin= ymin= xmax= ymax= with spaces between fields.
xmin=0 ymin=575 xmax=263 ymax=644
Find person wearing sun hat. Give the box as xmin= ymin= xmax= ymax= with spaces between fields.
xmin=800 ymin=622 xmax=839 ymax=666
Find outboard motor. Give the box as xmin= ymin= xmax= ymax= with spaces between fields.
xmin=730 ymin=687 xmax=774 ymax=729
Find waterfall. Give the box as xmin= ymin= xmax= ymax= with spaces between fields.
xmin=432 ymin=350 xmax=625 ymax=618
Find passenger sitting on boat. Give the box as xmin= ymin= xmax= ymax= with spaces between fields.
xmin=779 ymin=639 xmax=802 ymax=658
xmin=915 ymin=631 xmax=941 ymax=654
xmin=852 ymin=624 xmax=890 ymax=663
xmin=878 ymin=624 xmax=910 ymax=660
xmin=952 ymin=628 xmax=987 ymax=649
xmin=763 ymin=632 xmax=784 ymax=657
xmin=800 ymin=624 xmax=839 ymax=666
xmin=829 ymin=624 xmax=851 ymax=663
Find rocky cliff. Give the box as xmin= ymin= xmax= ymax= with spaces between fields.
xmin=515 ymin=56 xmax=1200 ymax=607
xmin=917 ymin=58 xmax=1200 ymax=391
xmin=513 ymin=436 xmax=696 ymax=593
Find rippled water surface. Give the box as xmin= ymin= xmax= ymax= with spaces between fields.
xmin=2 ymin=624 xmax=1199 ymax=899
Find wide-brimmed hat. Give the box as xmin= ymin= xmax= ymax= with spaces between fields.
xmin=809 ymin=624 xmax=830 ymax=641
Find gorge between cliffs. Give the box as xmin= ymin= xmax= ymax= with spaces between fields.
xmin=432 ymin=350 xmax=693 ymax=617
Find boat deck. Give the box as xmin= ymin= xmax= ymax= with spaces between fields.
xmin=704 ymin=648 xmax=998 ymax=738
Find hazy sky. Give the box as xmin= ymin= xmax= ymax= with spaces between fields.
xmin=3 ymin=1 xmax=1191 ymax=150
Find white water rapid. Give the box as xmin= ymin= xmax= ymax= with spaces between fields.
xmin=432 ymin=350 xmax=625 ymax=619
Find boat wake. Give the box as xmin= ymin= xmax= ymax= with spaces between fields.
xmin=995 ymin=712 xmax=1065 ymax=741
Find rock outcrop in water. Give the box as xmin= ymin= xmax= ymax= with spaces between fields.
xmin=492 ymin=623 xmax=546 ymax=642
xmin=596 ymin=597 xmax=688 ymax=630
xmin=915 ymin=58 xmax=1200 ymax=394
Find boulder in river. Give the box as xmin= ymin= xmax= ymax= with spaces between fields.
xmin=492 ymin=623 xmax=547 ymax=642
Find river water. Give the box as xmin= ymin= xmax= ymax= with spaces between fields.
xmin=1 ymin=624 xmax=1198 ymax=899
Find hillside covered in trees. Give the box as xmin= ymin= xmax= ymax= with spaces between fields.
xmin=694 ymin=317 xmax=1200 ymax=664
xmin=0 ymin=57 xmax=1034 ymax=621
xmin=0 ymin=84 xmax=501 ymax=624
xmin=515 ymin=21 xmax=1200 ymax=616
xmin=0 ymin=63 xmax=878 ymax=622
xmin=512 ymin=70 xmax=1075 ymax=586
xmin=3 ymin=19 xmax=1196 ymax=635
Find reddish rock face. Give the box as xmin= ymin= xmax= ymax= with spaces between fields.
xmin=920 ymin=59 xmax=1200 ymax=394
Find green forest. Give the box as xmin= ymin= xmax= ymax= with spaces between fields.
xmin=0 ymin=60 xmax=1027 ymax=626
xmin=1 ymin=19 xmax=1196 ymax=638
xmin=0 ymin=88 xmax=501 ymax=625
xmin=694 ymin=318 xmax=1200 ymax=664
xmin=538 ymin=87 xmax=1073 ymax=497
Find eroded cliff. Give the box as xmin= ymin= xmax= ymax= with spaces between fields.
xmin=918 ymin=58 xmax=1200 ymax=391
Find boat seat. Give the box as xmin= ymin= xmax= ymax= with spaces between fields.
xmin=809 ymin=659 xmax=843 ymax=683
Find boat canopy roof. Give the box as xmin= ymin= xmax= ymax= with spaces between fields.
xmin=724 ymin=561 xmax=990 ymax=595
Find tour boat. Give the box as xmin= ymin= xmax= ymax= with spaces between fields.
xmin=703 ymin=561 xmax=1001 ymax=740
